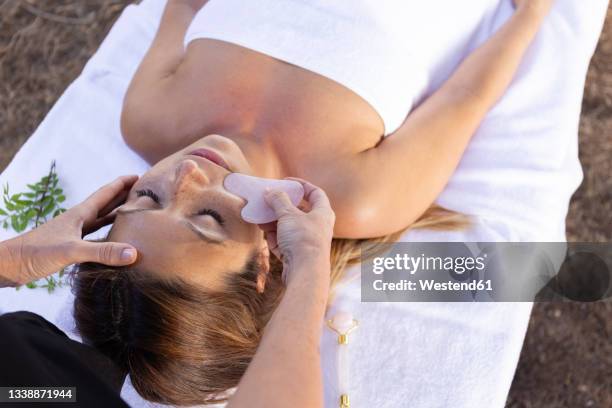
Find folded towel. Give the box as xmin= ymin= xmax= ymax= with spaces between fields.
xmin=0 ymin=0 xmax=607 ymax=407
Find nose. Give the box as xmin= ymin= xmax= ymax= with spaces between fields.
xmin=174 ymin=159 xmax=209 ymax=191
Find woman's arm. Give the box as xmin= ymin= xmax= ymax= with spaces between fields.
xmin=228 ymin=181 xmax=335 ymax=408
xmin=121 ymin=0 xmax=208 ymax=162
xmin=333 ymin=0 xmax=553 ymax=238
xmin=126 ymin=0 xmax=206 ymax=88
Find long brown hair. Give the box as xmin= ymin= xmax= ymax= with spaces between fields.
xmin=73 ymin=204 xmax=466 ymax=405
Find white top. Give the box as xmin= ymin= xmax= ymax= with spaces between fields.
xmin=184 ymin=0 xmax=598 ymax=241
xmin=184 ymin=0 xmax=428 ymax=135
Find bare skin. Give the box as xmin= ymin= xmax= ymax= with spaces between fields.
xmin=122 ymin=0 xmax=554 ymax=240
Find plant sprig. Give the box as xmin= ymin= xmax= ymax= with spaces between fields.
xmin=0 ymin=161 xmax=68 ymax=293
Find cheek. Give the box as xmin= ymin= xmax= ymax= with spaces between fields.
xmin=186 ymin=245 xmax=254 ymax=284
xmin=236 ymin=223 xmax=265 ymax=246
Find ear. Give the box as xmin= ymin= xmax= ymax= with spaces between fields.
xmin=256 ymin=240 xmax=271 ymax=293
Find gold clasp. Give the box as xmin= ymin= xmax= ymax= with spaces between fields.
xmin=326 ymin=318 xmax=359 ymax=345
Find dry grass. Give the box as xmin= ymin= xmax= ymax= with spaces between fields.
xmin=0 ymin=1 xmax=610 ymax=406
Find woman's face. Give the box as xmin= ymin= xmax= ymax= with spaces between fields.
xmin=109 ymin=135 xmax=266 ymax=290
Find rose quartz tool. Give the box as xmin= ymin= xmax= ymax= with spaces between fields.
xmin=224 ymin=173 xmax=305 ymax=224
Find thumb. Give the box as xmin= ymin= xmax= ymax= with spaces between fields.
xmin=70 ymin=241 xmax=138 ymax=266
xmin=264 ymin=189 xmax=297 ymax=217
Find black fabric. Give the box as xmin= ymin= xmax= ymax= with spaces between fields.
xmin=0 ymin=311 xmax=129 ymax=408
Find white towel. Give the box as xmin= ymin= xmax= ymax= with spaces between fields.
xmin=0 ymin=0 xmax=607 ymax=407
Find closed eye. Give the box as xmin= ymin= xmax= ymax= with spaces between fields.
xmin=136 ymin=189 xmax=161 ymax=204
xmin=198 ymin=208 xmax=225 ymax=225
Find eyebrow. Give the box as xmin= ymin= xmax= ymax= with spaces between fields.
xmin=117 ymin=208 xmax=225 ymax=245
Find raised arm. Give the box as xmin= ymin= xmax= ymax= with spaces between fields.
xmin=333 ymin=0 xmax=553 ymax=238
xmin=121 ymin=0 xmax=208 ymax=162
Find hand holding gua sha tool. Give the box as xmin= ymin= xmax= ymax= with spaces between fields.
xmin=223 ymin=173 xmax=305 ymax=224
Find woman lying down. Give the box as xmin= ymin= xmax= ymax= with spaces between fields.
xmin=71 ymin=0 xmax=553 ymax=405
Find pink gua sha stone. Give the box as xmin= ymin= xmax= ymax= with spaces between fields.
xmin=224 ymin=173 xmax=305 ymax=224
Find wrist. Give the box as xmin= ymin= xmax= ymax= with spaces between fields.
xmin=284 ymin=250 xmax=331 ymax=294
xmin=284 ymin=269 xmax=330 ymax=315
xmin=285 ymin=246 xmax=331 ymax=271
xmin=0 ymin=238 xmax=23 ymax=286
xmin=515 ymin=3 xmax=549 ymax=23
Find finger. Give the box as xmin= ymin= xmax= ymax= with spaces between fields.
xmin=82 ymin=211 xmax=118 ymax=237
xmin=69 ymin=241 xmax=138 ymax=266
xmin=265 ymin=232 xmax=281 ymax=260
xmin=257 ymin=221 xmax=277 ymax=233
xmin=79 ymin=176 xmax=138 ymax=220
xmin=286 ymin=177 xmax=332 ymax=212
xmin=265 ymin=231 xmax=278 ymax=251
xmin=296 ymin=199 xmax=312 ymax=212
xmin=95 ymin=184 xmax=132 ymax=219
xmin=264 ymin=189 xmax=298 ymax=217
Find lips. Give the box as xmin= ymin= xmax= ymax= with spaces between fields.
xmin=187 ymin=148 xmax=231 ymax=171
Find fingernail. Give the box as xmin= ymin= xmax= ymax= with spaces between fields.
xmin=121 ymin=248 xmax=137 ymax=262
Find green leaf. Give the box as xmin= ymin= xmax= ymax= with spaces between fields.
xmin=17 ymin=216 xmax=29 ymax=232
xmin=45 ymin=277 xmax=57 ymax=293
xmin=25 ymin=282 xmax=38 ymax=289
xmin=2 ymin=220 xmax=8 ymax=229
xmin=0 ymin=208 xmax=6 ymax=216
xmin=10 ymin=215 xmax=19 ymax=232
xmin=42 ymin=201 xmax=56 ymax=217
xmin=27 ymin=184 xmax=44 ymax=193
xmin=56 ymin=195 xmax=66 ymax=203
xmin=41 ymin=195 xmax=53 ymax=205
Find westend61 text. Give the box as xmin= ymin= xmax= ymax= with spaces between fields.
xmin=373 ymin=279 xmax=493 ymax=292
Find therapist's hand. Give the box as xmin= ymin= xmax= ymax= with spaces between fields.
xmin=0 ymin=176 xmax=139 ymax=286
xmin=259 ymin=179 xmax=335 ymax=286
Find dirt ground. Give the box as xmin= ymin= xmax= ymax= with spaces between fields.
xmin=0 ymin=1 xmax=610 ymax=407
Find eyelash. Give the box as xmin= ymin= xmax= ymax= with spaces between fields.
xmin=136 ymin=189 xmax=160 ymax=203
xmin=198 ymin=208 xmax=225 ymax=225
xmin=135 ymin=189 xmax=225 ymax=225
